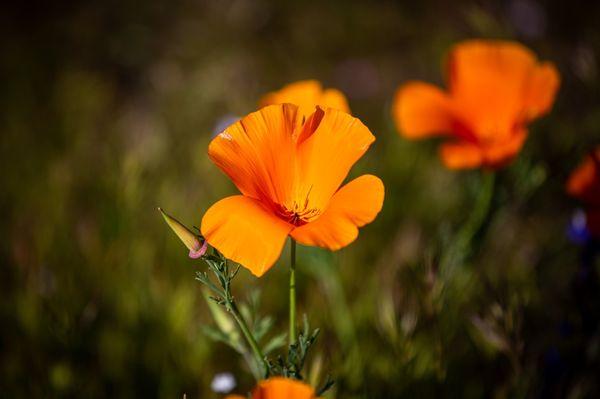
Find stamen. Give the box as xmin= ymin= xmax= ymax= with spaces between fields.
xmin=276 ymin=201 xmax=322 ymax=226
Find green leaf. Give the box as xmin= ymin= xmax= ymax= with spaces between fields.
xmin=253 ymin=316 xmax=274 ymax=342
xmin=262 ymin=332 xmax=287 ymax=355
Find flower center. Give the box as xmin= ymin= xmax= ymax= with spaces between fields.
xmin=276 ymin=202 xmax=322 ymax=226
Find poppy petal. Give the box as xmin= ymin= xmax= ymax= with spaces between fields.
xmin=253 ymin=377 xmax=316 ymax=399
xmin=567 ymin=149 xmax=600 ymax=206
xmin=439 ymin=142 xmax=484 ymax=169
xmin=392 ymin=81 xmax=455 ymax=138
xmin=260 ymin=80 xmax=350 ymax=119
xmin=290 ymin=174 xmax=384 ymax=250
xmin=525 ymin=62 xmax=560 ymax=120
xmin=320 ymin=88 xmax=351 ymax=114
xmin=447 ymin=40 xmax=539 ymax=140
xmin=482 ymin=128 xmax=528 ymax=168
xmin=208 ymin=104 xmax=300 ymax=206
xmin=260 ymin=80 xmax=321 ymax=118
xmin=567 ymin=155 xmax=596 ymax=199
xmin=201 ymin=195 xmax=293 ymax=277
xmin=295 ymin=108 xmax=376 ymax=213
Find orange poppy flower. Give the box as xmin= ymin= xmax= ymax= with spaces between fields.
xmin=260 ymin=80 xmax=350 ymax=120
xmin=392 ymin=40 xmax=560 ymax=169
xmin=567 ymin=148 xmax=600 ymax=237
xmin=567 ymin=148 xmax=600 ymax=205
xmin=225 ymin=377 xmax=318 ymax=399
xmin=252 ymin=378 xmax=317 ymax=399
xmin=201 ymin=104 xmax=384 ymax=277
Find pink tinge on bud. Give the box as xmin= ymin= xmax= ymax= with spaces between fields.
xmin=189 ymin=240 xmax=208 ymax=259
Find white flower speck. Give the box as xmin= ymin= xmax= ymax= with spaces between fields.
xmin=219 ymin=132 xmax=233 ymax=141
xmin=211 ymin=372 xmax=236 ymax=393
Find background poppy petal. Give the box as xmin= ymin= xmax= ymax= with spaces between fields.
xmin=321 ymin=88 xmax=351 ymax=114
xmin=525 ymin=62 xmax=560 ymax=120
xmin=295 ymin=108 xmax=376 ymax=213
xmin=201 ymin=195 xmax=293 ymax=277
xmin=567 ymin=155 xmax=597 ymax=199
xmin=483 ymin=128 xmax=528 ymax=168
xmin=567 ymin=149 xmax=600 ymax=206
xmin=208 ymin=104 xmax=300 ymax=206
xmin=439 ymin=142 xmax=484 ymax=169
xmin=392 ymin=81 xmax=455 ymax=138
xmin=290 ymin=175 xmax=384 ymax=250
xmin=447 ymin=40 xmax=539 ymax=141
xmin=260 ymin=80 xmax=321 ymax=119
xmin=260 ymin=80 xmax=350 ymax=119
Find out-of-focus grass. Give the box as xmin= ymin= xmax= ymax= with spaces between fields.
xmin=1 ymin=0 xmax=600 ymax=397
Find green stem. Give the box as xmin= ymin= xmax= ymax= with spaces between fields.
xmin=441 ymin=171 xmax=496 ymax=270
xmin=456 ymin=171 xmax=496 ymax=253
xmin=229 ymin=300 xmax=269 ymax=378
xmin=289 ymin=238 xmax=297 ymax=345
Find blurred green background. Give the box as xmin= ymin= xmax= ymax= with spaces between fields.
xmin=2 ymin=0 xmax=600 ymax=397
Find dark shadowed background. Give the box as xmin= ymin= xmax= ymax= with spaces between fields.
xmin=1 ymin=0 xmax=600 ymax=397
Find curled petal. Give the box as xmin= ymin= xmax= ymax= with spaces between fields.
xmin=189 ymin=240 xmax=208 ymax=259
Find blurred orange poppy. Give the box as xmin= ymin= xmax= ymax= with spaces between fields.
xmin=567 ymin=148 xmax=600 ymax=237
xmin=260 ymin=80 xmax=350 ymax=120
xmin=252 ymin=378 xmax=317 ymax=399
xmin=225 ymin=377 xmax=318 ymax=399
xmin=202 ymin=103 xmax=384 ymax=276
xmin=393 ymin=40 xmax=560 ymax=169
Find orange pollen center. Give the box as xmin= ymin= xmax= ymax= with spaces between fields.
xmin=276 ymin=202 xmax=322 ymax=226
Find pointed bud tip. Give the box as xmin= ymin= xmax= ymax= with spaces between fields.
xmin=159 ymin=207 xmax=203 ymax=255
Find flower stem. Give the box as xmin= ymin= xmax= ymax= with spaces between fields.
xmin=228 ymin=300 xmax=269 ymax=378
xmin=456 ymin=171 xmax=496 ymax=254
xmin=289 ymin=238 xmax=297 ymax=345
xmin=441 ymin=171 xmax=496 ymax=270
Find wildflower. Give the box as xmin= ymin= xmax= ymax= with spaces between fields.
xmin=392 ymin=39 xmax=559 ymax=169
xmin=260 ymin=80 xmax=350 ymax=120
xmin=211 ymin=372 xmax=236 ymax=394
xmin=567 ymin=148 xmax=600 ymax=237
xmin=567 ymin=209 xmax=591 ymax=244
xmin=201 ymin=104 xmax=384 ymax=276
xmin=158 ymin=208 xmax=207 ymax=258
xmin=225 ymin=377 xmax=318 ymax=399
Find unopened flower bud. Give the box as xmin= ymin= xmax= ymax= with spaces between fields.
xmin=158 ymin=207 xmax=207 ymax=258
